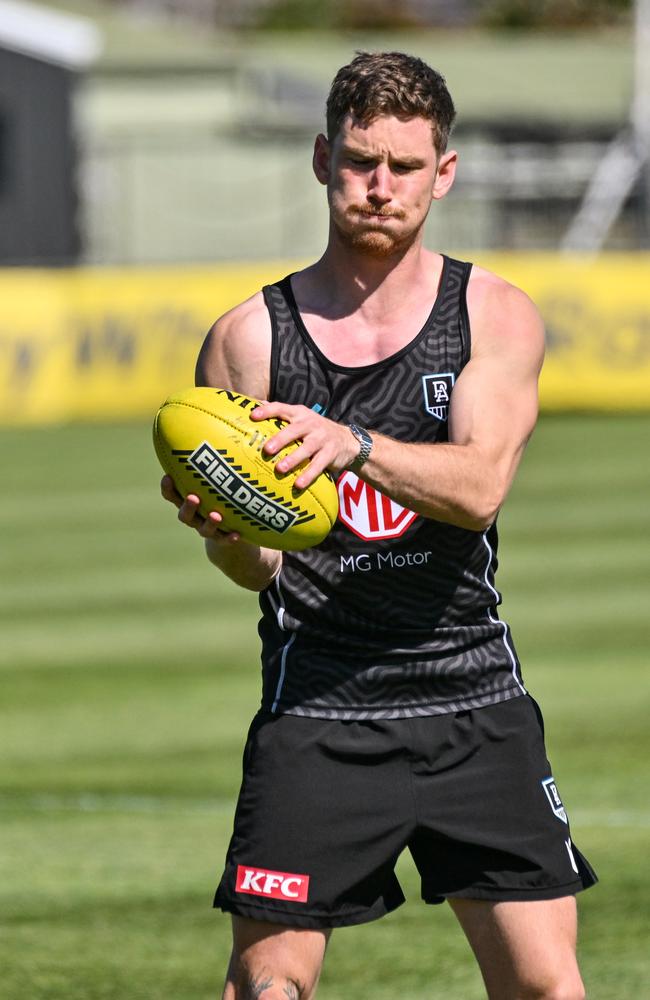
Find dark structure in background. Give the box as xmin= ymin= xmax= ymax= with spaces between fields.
xmin=2 ymin=2 xmax=642 ymax=262
xmin=0 ymin=3 xmax=100 ymax=265
xmin=0 ymin=49 xmax=78 ymax=264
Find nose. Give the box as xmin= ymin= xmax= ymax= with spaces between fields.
xmin=367 ymin=163 xmax=392 ymax=205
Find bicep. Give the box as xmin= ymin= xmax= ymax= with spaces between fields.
xmin=448 ymin=331 xmax=543 ymax=489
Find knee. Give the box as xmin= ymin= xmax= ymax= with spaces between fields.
xmin=534 ymin=988 xmax=585 ymax=1000
xmin=232 ymin=971 xmax=307 ymax=1000
xmin=517 ymin=972 xmax=586 ymax=1000
xmin=224 ymin=917 xmax=327 ymax=1000
xmin=547 ymin=985 xmax=586 ymax=1000
xmin=227 ymin=958 xmax=313 ymax=1000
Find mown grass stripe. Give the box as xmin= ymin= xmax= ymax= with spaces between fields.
xmin=1 ymin=415 xmax=648 ymax=1000
xmin=1 ymin=794 xmax=649 ymax=828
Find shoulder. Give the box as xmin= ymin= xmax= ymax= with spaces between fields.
xmin=204 ymin=289 xmax=271 ymax=354
xmin=466 ymin=264 xmax=545 ymax=369
xmin=195 ymin=290 xmax=272 ymax=397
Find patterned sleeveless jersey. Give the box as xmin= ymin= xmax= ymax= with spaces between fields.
xmin=257 ymin=255 xmax=526 ymax=720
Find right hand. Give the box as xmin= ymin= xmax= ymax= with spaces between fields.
xmin=160 ymin=474 xmax=241 ymax=544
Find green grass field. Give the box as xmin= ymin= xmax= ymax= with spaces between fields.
xmin=1 ymin=415 xmax=649 ymax=999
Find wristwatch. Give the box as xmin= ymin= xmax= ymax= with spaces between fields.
xmin=347 ymin=423 xmax=373 ymax=471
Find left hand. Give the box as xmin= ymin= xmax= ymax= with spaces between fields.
xmin=252 ymin=402 xmax=359 ymax=490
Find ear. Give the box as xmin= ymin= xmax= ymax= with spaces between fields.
xmin=313 ymin=133 xmax=330 ymax=185
xmin=432 ymin=149 xmax=458 ymax=201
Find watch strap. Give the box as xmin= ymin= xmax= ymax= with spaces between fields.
xmin=347 ymin=423 xmax=373 ymax=471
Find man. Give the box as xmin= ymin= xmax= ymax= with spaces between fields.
xmin=162 ymin=51 xmax=596 ymax=1000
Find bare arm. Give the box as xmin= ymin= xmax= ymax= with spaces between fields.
xmin=253 ymin=276 xmax=545 ymax=532
xmin=162 ymin=292 xmax=283 ymax=590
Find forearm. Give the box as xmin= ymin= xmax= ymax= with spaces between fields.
xmin=204 ymin=536 xmax=282 ymax=591
xmin=358 ymin=433 xmax=512 ymax=532
xmin=254 ymin=405 xmax=517 ymax=533
xmin=251 ymin=343 xmax=539 ymax=535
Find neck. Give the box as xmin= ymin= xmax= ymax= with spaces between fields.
xmin=303 ymin=229 xmax=440 ymax=320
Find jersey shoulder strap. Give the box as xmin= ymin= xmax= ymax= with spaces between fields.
xmin=263 ymin=275 xmax=301 ymax=401
xmin=433 ymin=255 xmax=472 ymax=368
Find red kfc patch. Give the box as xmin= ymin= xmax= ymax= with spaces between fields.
xmin=235 ymin=865 xmax=310 ymax=903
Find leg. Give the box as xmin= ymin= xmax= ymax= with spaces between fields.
xmin=223 ymin=916 xmax=330 ymax=1000
xmin=449 ymin=896 xmax=585 ymax=1000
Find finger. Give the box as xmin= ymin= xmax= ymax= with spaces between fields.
xmin=201 ymin=509 xmax=225 ymax=533
xmin=275 ymin=441 xmax=313 ymax=475
xmin=177 ymin=494 xmax=202 ymax=527
xmin=161 ymin=474 xmax=182 ymax=507
xmin=251 ymin=402 xmax=281 ymax=420
xmin=202 ymin=510 xmax=241 ymax=543
xmin=263 ymin=421 xmax=312 ymax=457
xmin=294 ymin=448 xmax=334 ymax=490
xmin=294 ymin=463 xmax=328 ymax=491
xmin=198 ymin=512 xmax=241 ymax=545
xmin=252 ymin=401 xmax=302 ymax=423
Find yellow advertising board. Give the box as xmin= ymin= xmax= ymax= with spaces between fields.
xmin=0 ymin=255 xmax=648 ymax=425
xmin=0 ymin=263 xmax=285 ymax=425
xmin=484 ymin=254 xmax=650 ymax=411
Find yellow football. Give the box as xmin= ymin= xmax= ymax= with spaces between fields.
xmin=153 ymin=386 xmax=339 ymax=551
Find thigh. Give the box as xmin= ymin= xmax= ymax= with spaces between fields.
xmin=223 ymin=916 xmax=330 ymax=1000
xmin=214 ymin=712 xmax=414 ymax=927
xmin=449 ymin=896 xmax=585 ymax=1000
xmin=409 ymin=696 xmax=597 ymax=904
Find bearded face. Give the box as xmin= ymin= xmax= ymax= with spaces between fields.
xmin=319 ymin=114 xmax=446 ymax=260
xmin=331 ymin=201 xmax=412 ymax=258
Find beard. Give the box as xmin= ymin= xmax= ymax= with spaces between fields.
xmin=332 ymin=203 xmax=418 ymax=259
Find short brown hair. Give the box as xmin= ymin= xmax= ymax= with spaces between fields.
xmin=326 ymin=51 xmax=456 ymax=154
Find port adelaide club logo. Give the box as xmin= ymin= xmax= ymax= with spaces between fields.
xmin=541 ymin=777 xmax=568 ymax=824
xmin=422 ymin=372 xmax=455 ymax=420
xmin=174 ymin=442 xmax=315 ymax=534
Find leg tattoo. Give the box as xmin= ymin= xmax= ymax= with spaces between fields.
xmin=244 ymin=974 xmax=274 ymax=999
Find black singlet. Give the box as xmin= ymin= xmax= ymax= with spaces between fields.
xmin=257 ymin=255 xmax=526 ymax=720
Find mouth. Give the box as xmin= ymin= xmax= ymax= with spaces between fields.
xmin=355 ymin=210 xmax=401 ymax=223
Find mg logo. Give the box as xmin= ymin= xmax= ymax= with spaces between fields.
xmin=337 ymin=472 xmax=418 ymax=541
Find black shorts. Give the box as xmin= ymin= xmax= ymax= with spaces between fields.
xmin=214 ymin=695 xmax=597 ymax=929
